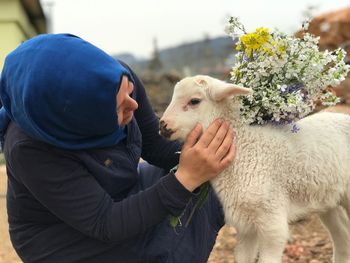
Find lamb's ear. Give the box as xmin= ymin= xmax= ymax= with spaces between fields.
xmin=210 ymin=81 xmax=253 ymax=101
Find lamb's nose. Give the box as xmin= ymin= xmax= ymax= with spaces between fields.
xmin=159 ymin=120 xmax=174 ymax=138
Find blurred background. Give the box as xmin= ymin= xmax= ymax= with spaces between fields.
xmin=1 ymin=0 xmax=350 ymax=262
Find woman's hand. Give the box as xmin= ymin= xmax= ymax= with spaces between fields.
xmin=175 ymin=119 xmax=236 ymax=191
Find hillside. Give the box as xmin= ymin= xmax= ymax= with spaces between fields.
xmin=113 ymin=35 xmax=237 ymax=76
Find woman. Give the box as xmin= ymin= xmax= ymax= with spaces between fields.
xmin=0 ymin=34 xmax=235 ymax=263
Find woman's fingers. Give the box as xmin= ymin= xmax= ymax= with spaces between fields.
xmin=208 ymin=121 xmax=230 ymax=153
xmin=183 ymin=123 xmax=202 ymax=150
xmin=177 ymin=121 xmax=236 ymax=191
xmin=198 ymin=119 xmax=223 ymax=147
xmin=215 ymin=126 xmax=233 ymax=160
xmin=219 ymin=144 xmax=236 ymax=168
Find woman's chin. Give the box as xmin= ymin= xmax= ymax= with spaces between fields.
xmin=120 ymin=115 xmax=133 ymax=126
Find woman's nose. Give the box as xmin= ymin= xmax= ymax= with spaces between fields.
xmin=127 ymin=97 xmax=138 ymax=111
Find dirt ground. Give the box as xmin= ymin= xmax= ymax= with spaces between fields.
xmin=208 ymin=217 xmax=333 ymax=263
xmin=0 ymin=166 xmax=22 ymax=263
xmin=0 ymin=166 xmax=333 ymax=263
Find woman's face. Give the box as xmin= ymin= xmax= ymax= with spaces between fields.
xmin=116 ymin=76 xmax=138 ymax=126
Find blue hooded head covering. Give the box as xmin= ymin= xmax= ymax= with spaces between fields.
xmin=0 ymin=34 xmax=133 ymax=149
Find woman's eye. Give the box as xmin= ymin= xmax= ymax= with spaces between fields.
xmin=189 ymin=98 xmax=201 ymax=106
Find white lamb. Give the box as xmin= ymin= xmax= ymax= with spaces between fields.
xmin=159 ymin=75 xmax=350 ymax=263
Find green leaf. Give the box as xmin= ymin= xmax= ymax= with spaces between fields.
xmin=196 ymin=182 xmax=211 ymax=209
xmin=169 ymin=215 xmax=180 ymax=228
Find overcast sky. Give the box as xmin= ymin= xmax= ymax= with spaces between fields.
xmin=40 ymin=0 xmax=350 ymax=58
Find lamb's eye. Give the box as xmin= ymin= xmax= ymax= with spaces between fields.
xmin=189 ymin=98 xmax=201 ymax=106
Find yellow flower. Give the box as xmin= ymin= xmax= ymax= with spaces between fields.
xmin=263 ymin=46 xmax=272 ymax=55
xmin=255 ymin=27 xmax=270 ymax=44
xmin=278 ymin=45 xmax=286 ymax=53
xmin=236 ymin=43 xmax=242 ymax=51
xmin=240 ymin=34 xmax=258 ymax=49
xmin=240 ymin=27 xmax=270 ymax=57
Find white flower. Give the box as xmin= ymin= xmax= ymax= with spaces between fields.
xmin=226 ymin=16 xmax=350 ymax=126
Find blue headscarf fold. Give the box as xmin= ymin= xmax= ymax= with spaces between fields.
xmin=0 ymin=33 xmax=133 ymax=150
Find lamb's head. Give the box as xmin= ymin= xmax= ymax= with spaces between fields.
xmin=160 ymin=75 xmax=252 ymax=141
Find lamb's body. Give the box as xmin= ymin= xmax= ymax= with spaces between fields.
xmin=160 ymin=75 xmax=350 ymax=263
xmin=215 ymin=112 xmax=350 ymax=228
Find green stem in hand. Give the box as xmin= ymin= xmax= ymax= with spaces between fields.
xmin=169 ymin=181 xmax=211 ymax=228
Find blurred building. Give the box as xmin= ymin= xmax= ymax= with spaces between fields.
xmin=307 ymin=6 xmax=350 ymax=59
xmin=0 ymin=0 xmax=47 ymax=69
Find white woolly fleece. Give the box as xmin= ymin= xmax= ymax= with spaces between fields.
xmin=161 ymin=75 xmax=350 ymax=263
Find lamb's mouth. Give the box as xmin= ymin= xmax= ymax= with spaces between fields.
xmin=159 ymin=121 xmax=176 ymax=139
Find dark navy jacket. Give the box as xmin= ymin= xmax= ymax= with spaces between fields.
xmin=4 ymin=71 xmax=193 ymax=263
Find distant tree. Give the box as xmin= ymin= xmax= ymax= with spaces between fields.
xmin=203 ymin=33 xmax=213 ymax=56
xmin=148 ymin=37 xmax=163 ymax=72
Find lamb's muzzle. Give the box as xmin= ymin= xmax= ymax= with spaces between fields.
xmin=159 ymin=120 xmax=174 ymax=138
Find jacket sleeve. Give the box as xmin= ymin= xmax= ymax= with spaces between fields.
xmin=121 ymin=62 xmax=183 ymax=171
xmin=8 ymin=140 xmax=191 ymax=243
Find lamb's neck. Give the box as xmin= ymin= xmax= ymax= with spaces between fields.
xmin=211 ymin=102 xmax=255 ymax=142
xmin=212 ymin=101 xmax=287 ymax=145
xmin=211 ymin=101 xmax=244 ymax=130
